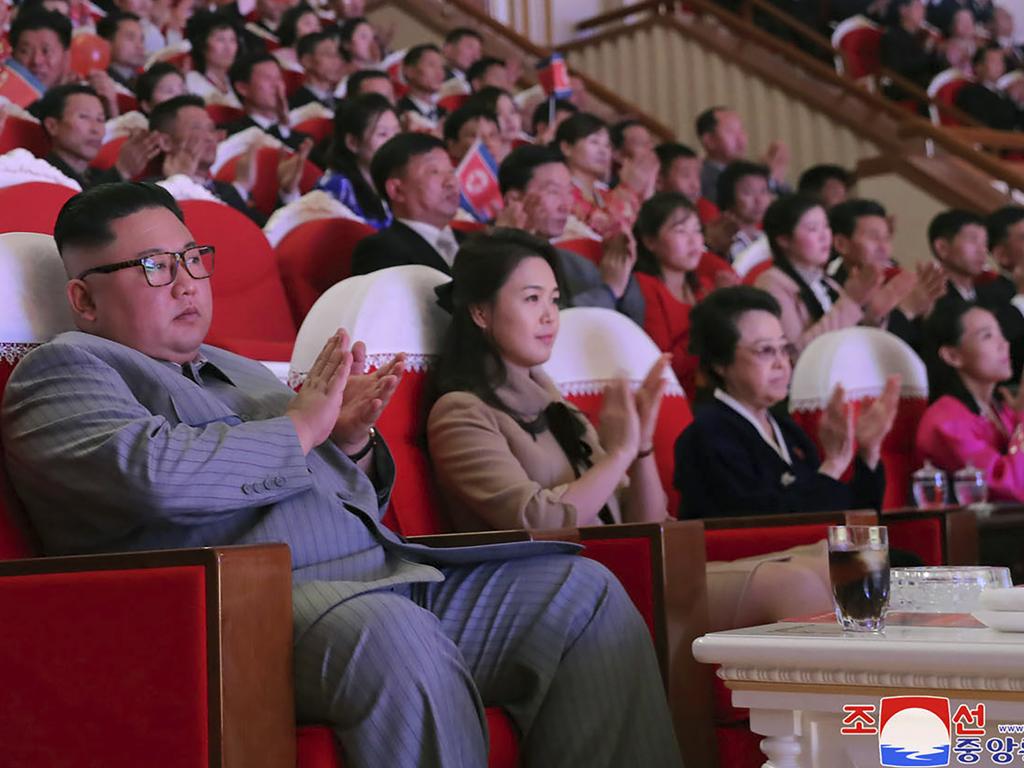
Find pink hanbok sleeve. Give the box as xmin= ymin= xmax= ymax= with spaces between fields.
xmin=915 ymin=396 xmax=1024 ymax=502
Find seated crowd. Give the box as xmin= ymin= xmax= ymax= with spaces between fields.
xmin=4 ymin=0 xmax=1024 ymax=765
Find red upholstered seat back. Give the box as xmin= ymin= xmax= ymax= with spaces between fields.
xmin=832 ymin=18 xmax=882 ymax=80
xmin=293 ymin=117 xmax=334 ymax=144
xmin=275 ymin=217 xmax=376 ymax=325
xmin=927 ymin=69 xmax=972 ymax=126
xmin=554 ymin=236 xmax=603 ymax=267
xmin=213 ymin=146 xmax=322 ymax=217
xmin=0 ymin=115 xmax=49 ymax=158
xmin=92 ymin=135 xmax=129 ymax=171
xmin=180 ymin=200 xmax=297 ymax=349
xmin=205 ymin=103 xmax=245 ymax=127
xmin=704 ymin=523 xmax=833 ymax=562
xmin=0 ymin=183 xmax=76 ymax=234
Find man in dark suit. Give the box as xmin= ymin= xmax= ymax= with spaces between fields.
xmin=96 ymin=11 xmax=146 ymax=92
xmin=395 ymin=44 xmax=448 ymax=126
xmin=148 ymin=95 xmax=276 ymax=224
xmin=983 ymin=206 xmax=1024 ymax=380
xmin=955 ymin=45 xmax=1021 ymax=131
xmin=288 ymin=31 xmax=346 ymax=112
xmin=352 ymin=133 xmax=463 ymax=275
xmin=441 ymin=26 xmax=482 ymax=85
xmin=223 ymin=52 xmax=313 ymax=151
xmin=36 ymin=83 xmax=161 ymax=189
xmin=926 ymin=208 xmax=992 ymax=318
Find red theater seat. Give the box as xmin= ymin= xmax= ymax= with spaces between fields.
xmin=294 ymin=117 xmax=334 ymax=143
xmin=555 ymin=235 xmax=603 ymax=266
xmin=927 ymin=68 xmax=972 ymax=126
xmin=0 ymin=183 xmax=76 ymax=234
xmin=179 ymin=200 xmax=296 ymax=361
xmin=214 ymin=146 xmax=322 ymax=217
xmin=832 ymin=15 xmax=883 ymax=84
xmin=0 ymin=115 xmax=49 ymax=158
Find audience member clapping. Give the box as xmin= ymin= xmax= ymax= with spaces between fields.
xmin=695 ymin=105 xmax=791 ymax=206
xmin=495 ymin=143 xmax=645 ymax=322
xmin=755 ymin=194 xmax=882 ymax=352
xmin=225 ymin=52 xmax=314 ymax=151
xmin=956 ymin=44 xmax=1021 ymax=130
xmin=442 ymin=26 xmax=482 ymax=85
xmin=397 ymin=43 xmax=447 ymax=126
xmin=797 ymin=164 xmax=854 ymax=211
xmin=272 ymin=4 xmax=323 ymax=73
xmin=632 ymin=192 xmax=714 ymax=394
xmin=148 ymin=94 xmax=267 ymax=223
xmin=714 ymin=160 xmax=773 ymax=263
xmin=36 ymin=83 xmax=162 ymax=187
xmin=881 ymin=0 xmax=944 ymax=100
xmin=97 ymin=12 xmax=146 ymax=92
xmin=427 ymin=228 xmax=670 ymax=531
xmin=675 ymin=285 xmax=899 ymax=518
xmin=928 ymin=208 xmax=991 ymax=314
xmin=184 ymin=10 xmax=243 ymax=108
xmin=315 ymin=93 xmax=399 ymax=229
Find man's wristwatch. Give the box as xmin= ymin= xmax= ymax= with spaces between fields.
xmin=345 ymin=427 xmax=377 ymax=462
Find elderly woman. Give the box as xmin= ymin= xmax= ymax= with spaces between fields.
xmin=674 ymin=285 xmax=899 ymax=520
xmin=316 ymin=93 xmax=400 ymax=229
xmin=184 ymin=11 xmax=243 ymax=108
xmin=917 ymin=302 xmax=1024 ymax=501
xmin=427 ymin=229 xmax=670 ymax=531
xmin=427 ymin=234 xmax=846 ymax=631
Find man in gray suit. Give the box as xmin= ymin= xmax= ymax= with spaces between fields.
xmin=1 ymin=183 xmax=682 ymax=767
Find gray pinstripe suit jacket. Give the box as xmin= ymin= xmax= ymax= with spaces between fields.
xmin=1 ymin=332 xmax=576 ymax=597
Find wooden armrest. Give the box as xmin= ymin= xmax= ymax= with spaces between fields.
xmin=0 ymin=544 xmax=295 ymax=768
xmin=701 ymin=509 xmax=877 ymax=529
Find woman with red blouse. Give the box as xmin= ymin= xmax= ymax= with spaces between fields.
xmin=632 ymin=192 xmax=714 ymax=395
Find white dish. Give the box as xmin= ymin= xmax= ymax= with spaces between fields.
xmin=979 ymin=586 xmax=1024 ymax=612
xmin=972 ymin=610 xmax=1024 ymax=632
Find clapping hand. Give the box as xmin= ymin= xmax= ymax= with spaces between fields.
xmin=635 ymin=354 xmax=670 ymax=452
xmin=161 ymin=131 xmax=202 ymax=179
xmin=864 ymin=268 xmax=916 ymax=324
xmin=899 ymin=262 xmax=946 ymax=320
xmin=277 ymin=138 xmax=313 ymax=197
xmin=287 ymin=329 xmax=354 ymax=455
xmin=331 ymin=342 xmax=406 ymax=455
xmin=599 ymin=227 xmax=637 ymax=299
xmin=598 ymin=379 xmax=641 ymax=462
xmin=843 ymin=261 xmax=884 ymax=307
xmin=761 ymin=141 xmax=790 ymax=184
xmin=115 ymin=130 xmax=164 ymax=180
xmin=818 ymin=384 xmax=854 ymax=479
xmin=855 ymin=374 xmax=901 ymax=469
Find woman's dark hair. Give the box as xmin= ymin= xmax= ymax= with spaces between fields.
xmin=688 ymin=286 xmax=781 ymax=390
xmin=554 ymin=112 xmax=607 ymax=150
xmin=135 ymin=62 xmax=183 ymax=109
xmin=467 ymin=86 xmax=512 ymax=119
xmin=633 ymin=192 xmax=701 ymax=290
xmin=762 ymin=193 xmax=831 ymax=322
xmin=430 ymin=229 xmax=567 ymax=409
xmin=922 ymin=301 xmax=995 ymax=413
xmin=338 ymin=16 xmax=372 ymax=58
xmin=277 ymin=3 xmax=317 ymax=48
xmin=186 ymin=10 xmax=242 ymax=74
xmin=327 ymin=93 xmax=397 ymax=220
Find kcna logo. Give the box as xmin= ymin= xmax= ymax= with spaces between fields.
xmin=877 ymin=696 xmax=951 ymax=767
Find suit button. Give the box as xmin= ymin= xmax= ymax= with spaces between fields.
xmin=252 ymin=483 xmax=264 ymax=494
xmin=241 ymin=484 xmax=251 ymax=494
xmin=274 ymin=476 xmax=286 ymax=487
xmin=262 ymin=479 xmax=274 ymax=491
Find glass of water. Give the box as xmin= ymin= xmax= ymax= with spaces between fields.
xmin=912 ymin=462 xmax=948 ymax=508
xmin=954 ymin=464 xmax=988 ymax=507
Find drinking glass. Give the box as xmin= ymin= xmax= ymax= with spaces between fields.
xmin=828 ymin=525 xmax=890 ymax=632
xmin=912 ymin=462 xmax=947 ymax=508
xmin=954 ymin=464 xmax=988 ymax=507
xmin=889 ymin=566 xmax=1012 ymax=613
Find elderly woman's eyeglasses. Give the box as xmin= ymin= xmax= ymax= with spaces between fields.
xmin=739 ymin=342 xmax=796 ymax=363
xmin=76 ymin=245 xmax=216 ymax=287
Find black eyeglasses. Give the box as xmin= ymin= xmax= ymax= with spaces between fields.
xmin=76 ymin=245 xmax=216 ymax=287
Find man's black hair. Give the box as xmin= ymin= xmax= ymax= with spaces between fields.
xmin=531 ymin=98 xmax=576 ymax=134
xmin=370 ymin=132 xmax=446 ymax=204
xmin=148 ymin=93 xmax=206 ymax=133
xmin=694 ymin=105 xmax=727 ymax=139
xmin=229 ymin=51 xmax=279 ymax=89
xmin=927 ymin=209 xmax=986 ymax=256
xmin=654 ymin=142 xmax=698 ymax=173
xmin=403 ymin=43 xmax=441 ymax=69
xmin=97 ymin=10 xmax=140 ymax=41
xmin=347 ymin=68 xmax=390 ymax=96
xmin=466 ymin=56 xmax=504 ymax=85
xmin=610 ymin=118 xmax=645 ymax=150
xmin=797 ymin=164 xmax=855 ymax=197
xmin=828 ymin=198 xmax=888 ymax=239
xmin=444 ymin=26 xmax=482 ymax=46
xmin=54 ymin=182 xmax=184 ymax=256
xmin=297 ymin=30 xmax=337 ymax=60
xmin=498 ymin=143 xmax=565 ymax=195
xmin=443 ymin=102 xmax=497 ymax=145
xmin=987 ymin=206 xmax=1024 ymax=249
xmin=32 ymin=83 xmax=100 ymax=127
xmin=10 ymin=8 xmax=72 ymax=49
xmin=716 ymin=160 xmax=770 ymax=212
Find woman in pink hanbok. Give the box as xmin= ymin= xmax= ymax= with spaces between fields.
xmin=916 ymin=302 xmax=1024 ymax=501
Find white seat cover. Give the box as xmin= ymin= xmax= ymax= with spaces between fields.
xmin=262 ymin=190 xmax=366 ymax=248
xmin=545 ymin=307 xmax=684 ymax=396
xmin=0 ymin=232 xmax=74 ymax=361
xmin=289 ymin=264 xmax=451 ymax=387
xmin=0 ymin=150 xmax=82 ymax=191
xmin=789 ymin=327 xmax=928 ymax=411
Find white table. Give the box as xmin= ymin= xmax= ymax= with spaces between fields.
xmin=692 ymin=619 xmax=1024 ymax=767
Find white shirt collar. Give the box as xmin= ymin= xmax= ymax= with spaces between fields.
xmin=248 ymin=111 xmax=290 ymax=137
xmin=398 ymin=218 xmax=457 ymax=266
xmin=714 ymin=388 xmax=793 ymax=465
xmin=408 ymin=94 xmax=439 ymax=115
